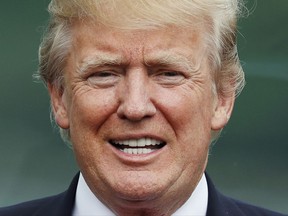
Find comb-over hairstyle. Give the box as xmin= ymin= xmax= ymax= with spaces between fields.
xmin=38 ymin=0 xmax=246 ymax=143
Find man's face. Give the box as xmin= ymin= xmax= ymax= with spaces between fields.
xmin=50 ymin=22 xmax=232 ymax=211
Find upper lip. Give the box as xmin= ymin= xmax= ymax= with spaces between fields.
xmin=108 ymin=132 xmax=166 ymax=141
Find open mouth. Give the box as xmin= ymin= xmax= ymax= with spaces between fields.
xmin=109 ymin=138 xmax=166 ymax=155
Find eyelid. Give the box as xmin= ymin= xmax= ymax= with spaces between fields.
xmin=161 ymin=71 xmax=184 ymax=76
xmin=152 ymin=68 xmax=188 ymax=78
xmin=86 ymin=69 xmax=122 ymax=88
xmin=150 ymin=69 xmax=186 ymax=87
xmin=82 ymin=66 xmax=123 ymax=78
xmin=90 ymin=70 xmax=117 ymax=76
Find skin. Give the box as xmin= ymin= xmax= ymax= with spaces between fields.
xmin=49 ymin=22 xmax=234 ymax=216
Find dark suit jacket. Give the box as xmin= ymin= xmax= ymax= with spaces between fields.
xmin=0 ymin=173 xmax=286 ymax=216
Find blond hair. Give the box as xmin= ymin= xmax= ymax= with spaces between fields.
xmin=37 ymin=0 xmax=246 ymax=142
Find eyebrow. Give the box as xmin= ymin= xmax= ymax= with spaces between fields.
xmin=77 ymin=50 xmax=204 ymax=74
xmin=77 ymin=53 xmax=124 ymax=74
xmin=144 ymin=51 xmax=203 ymax=73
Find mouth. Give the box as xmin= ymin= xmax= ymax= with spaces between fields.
xmin=109 ymin=138 xmax=166 ymax=155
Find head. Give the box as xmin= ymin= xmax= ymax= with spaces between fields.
xmin=39 ymin=0 xmax=245 ymax=143
xmin=38 ymin=0 xmax=245 ymax=215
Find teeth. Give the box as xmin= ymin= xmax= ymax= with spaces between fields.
xmin=123 ymin=140 xmax=129 ymax=145
xmin=115 ymin=138 xmax=162 ymax=147
xmin=129 ymin=140 xmax=137 ymax=147
xmin=122 ymin=148 xmax=153 ymax=154
xmin=138 ymin=138 xmax=146 ymax=147
xmin=112 ymin=138 xmax=164 ymax=155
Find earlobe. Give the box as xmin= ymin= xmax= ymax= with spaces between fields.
xmin=48 ymin=83 xmax=70 ymax=129
xmin=211 ymin=94 xmax=235 ymax=131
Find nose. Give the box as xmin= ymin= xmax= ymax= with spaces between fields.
xmin=117 ymin=70 xmax=156 ymax=121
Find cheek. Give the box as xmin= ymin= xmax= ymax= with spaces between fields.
xmin=155 ymin=87 xmax=213 ymax=136
xmin=154 ymin=86 xmax=213 ymax=165
xmin=68 ymin=90 xmax=119 ymax=175
xmin=69 ymin=89 xmax=118 ymax=137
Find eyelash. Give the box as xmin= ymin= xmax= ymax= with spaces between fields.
xmin=91 ymin=71 xmax=115 ymax=77
xmin=159 ymin=71 xmax=183 ymax=77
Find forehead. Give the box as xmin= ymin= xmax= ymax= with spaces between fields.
xmin=70 ymin=21 xmax=207 ymax=66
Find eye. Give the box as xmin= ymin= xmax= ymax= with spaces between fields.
xmin=87 ymin=71 xmax=120 ymax=88
xmin=161 ymin=71 xmax=180 ymax=77
xmin=154 ymin=70 xmax=186 ymax=86
xmin=95 ymin=71 xmax=114 ymax=77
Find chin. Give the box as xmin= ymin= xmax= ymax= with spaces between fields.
xmin=110 ymin=172 xmax=168 ymax=202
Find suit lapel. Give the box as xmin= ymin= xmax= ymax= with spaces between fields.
xmin=34 ymin=173 xmax=79 ymax=216
xmin=206 ymin=174 xmax=245 ymax=216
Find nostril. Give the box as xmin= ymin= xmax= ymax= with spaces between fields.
xmin=117 ymin=104 xmax=152 ymax=121
xmin=116 ymin=96 xmax=157 ymax=121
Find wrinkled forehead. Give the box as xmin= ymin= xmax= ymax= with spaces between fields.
xmin=53 ymin=0 xmax=223 ymax=71
xmin=70 ymin=21 xmax=208 ymax=74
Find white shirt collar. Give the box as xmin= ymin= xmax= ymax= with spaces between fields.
xmin=73 ymin=173 xmax=208 ymax=216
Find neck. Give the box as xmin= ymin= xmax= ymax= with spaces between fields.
xmin=97 ymin=179 xmax=197 ymax=216
xmin=108 ymin=196 xmax=190 ymax=216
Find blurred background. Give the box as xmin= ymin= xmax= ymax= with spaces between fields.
xmin=0 ymin=0 xmax=287 ymax=214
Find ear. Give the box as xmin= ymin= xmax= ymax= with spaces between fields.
xmin=211 ymin=94 xmax=235 ymax=131
xmin=48 ymin=83 xmax=70 ymax=129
